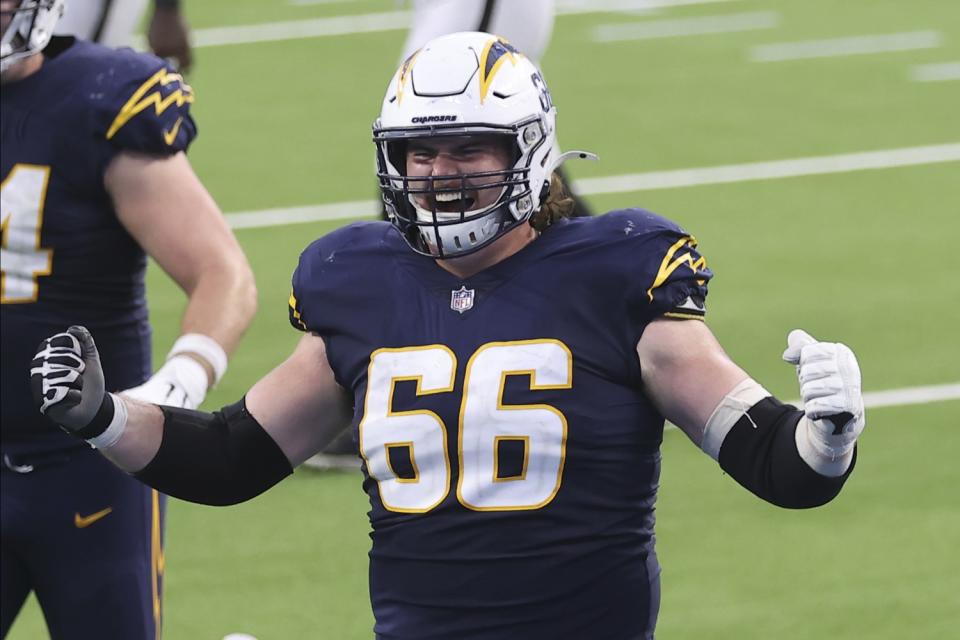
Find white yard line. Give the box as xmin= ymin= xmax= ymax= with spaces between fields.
xmin=750 ymin=30 xmax=941 ymax=62
xmin=860 ymin=383 xmax=960 ymax=410
xmin=910 ymin=61 xmax=960 ymax=82
xmin=191 ymin=11 xmax=410 ymax=48
xmin=593 ymin=11 xmax=778 ymax=42
xmin=224 ymin=143 xmax=960 ymax=228
xmin=288 ymin=0 xmax=354 ymax=6
xmin=557 ymin=0 xmax=733 ymax=15
xmin=573 ymin=143 xmax=960 ymax=195
xmin=663 ymin=383 xmax=960 ymax=432
xmin=227 ymin=200 xmax=375 ymax=229
xmin=187 ymin=0 xmax=736 ymax=48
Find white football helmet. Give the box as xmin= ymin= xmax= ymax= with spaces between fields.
xmin=0 ymin=0 xmax=64 ymax=73
xmin=374 ymin=31 xmax=565 ymax=258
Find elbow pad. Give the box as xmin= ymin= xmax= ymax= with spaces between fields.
xmin=134 ymin=398 xmax=293 ymax=506
xmin=703 ymin=381 xmax=856 ymax=509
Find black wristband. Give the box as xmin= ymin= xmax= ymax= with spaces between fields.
xmin=717 ymin=397 xmax=857 ymax=509
xmin=73 ymin=394 xmax=115 ymax=440
xmin=154 ymin=0 xmax=181 ymax=9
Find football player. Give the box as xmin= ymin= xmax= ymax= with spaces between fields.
xmin=1 ymin=1 xmax=255 ymax=637
xmin=29 ymin=32 xmax=865 ymax=639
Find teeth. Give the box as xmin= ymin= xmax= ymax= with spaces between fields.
xmin=436 ymin=192 xmax=464 ymax=202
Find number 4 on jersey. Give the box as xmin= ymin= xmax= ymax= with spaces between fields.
xmin=1 ymin=164 xmax=53 ymax=303
xmin=360 ymin=340 xmax=572 ymax=513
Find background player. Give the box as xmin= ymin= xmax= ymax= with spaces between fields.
xmin=1 ymin=0 xmax=255 ymax=637
xmin=29 ymin=31 xmax=865 ymax=639
xmin=401 ymin=0 xmax=555 ymax=64
xmin=55 ymin=0 xmax=192 ymax=72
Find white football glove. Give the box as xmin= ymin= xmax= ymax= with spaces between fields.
xmin=121 ymin=355 xmax=208 ymax=409
xmin=120 ymin=334 xmax=227 ymax=410
xmin=783 ymin=329 xmax=865 ymax=476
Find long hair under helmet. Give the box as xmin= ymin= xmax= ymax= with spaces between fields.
xmin=0 ymin=0 xmax=64 ymax=74
xmin=373 ymin=31 xmax=594 ymax=259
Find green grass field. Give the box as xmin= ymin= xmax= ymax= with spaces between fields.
xmin=8 ymin=0 xmax=960 ymax=637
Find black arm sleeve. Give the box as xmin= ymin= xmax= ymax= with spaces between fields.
xmin=134 ymin=398 xmax=293 ymax=506
xmin=718 ymin=397 xmax=857 ymax=509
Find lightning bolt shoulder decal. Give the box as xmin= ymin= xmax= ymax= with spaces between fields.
xmin=646 ymin=235 xmax=709 ymax=302
xmin=105 ymin=69 xmax=195 ymax=141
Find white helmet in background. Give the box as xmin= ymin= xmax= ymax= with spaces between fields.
xmin=0 ymin=0 xmax=65 ymax=73
xmin=374 ymin=31 xmax=560 ymax=258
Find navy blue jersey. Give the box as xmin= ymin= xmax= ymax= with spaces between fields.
xmin=290 ymin=210 xmax=712 ymax=639
xmin=1 ymin=37 xmax=197 ymax=452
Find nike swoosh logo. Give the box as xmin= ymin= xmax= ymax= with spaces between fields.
xmin=74 ymin=507 xmax=113 ymax=528
xmin=163 ymin=117 xmax=183 ymax=145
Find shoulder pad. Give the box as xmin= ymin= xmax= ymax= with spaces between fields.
xmin=93 ymin=49 xmax=197 ymax=154
xmin=600 ymin=209 xmax=713 ymax=321
xmin=594 ymin=208 xmax=689 ymax=238
xmin=289 ymin=222 xmax=393 ymax=332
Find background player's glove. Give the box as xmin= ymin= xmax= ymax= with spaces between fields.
xmin=121 ymin=355 xmax=207 ymax=409
xmin=120 ymin=334 xmax=227 ymax=410
xmin=30 ymin=326 xmax=118 ymax=443
xmin=783 ymin=329 xmax=865 ymax=475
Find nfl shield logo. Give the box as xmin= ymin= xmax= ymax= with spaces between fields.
xmin=450 ymin=286 xmax=475 ymax=314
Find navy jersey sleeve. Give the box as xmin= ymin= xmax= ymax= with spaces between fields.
xmin=289 ymin=265 xmax=312 ymax=334
xmin=638 ymin=229 xmax=711 ymax=320
xmin=90 ymin=51 xmax=197 ymax=155
xmin=601 ymin=209 xmax=713 ymax=326
xmin=289 ymin=240 xmax=323 ymax=333
xmin=288 ymin=223 xmax=381 ymax=334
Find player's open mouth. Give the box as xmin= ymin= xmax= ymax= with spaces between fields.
xmin=427 ymin=191 xmax=477 ymax=213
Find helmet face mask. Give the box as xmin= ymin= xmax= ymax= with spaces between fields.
xmin=373 ymin=31 xmax=558 ymax=259
xmin=0 ymin=0 xmax=64 ymax=75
